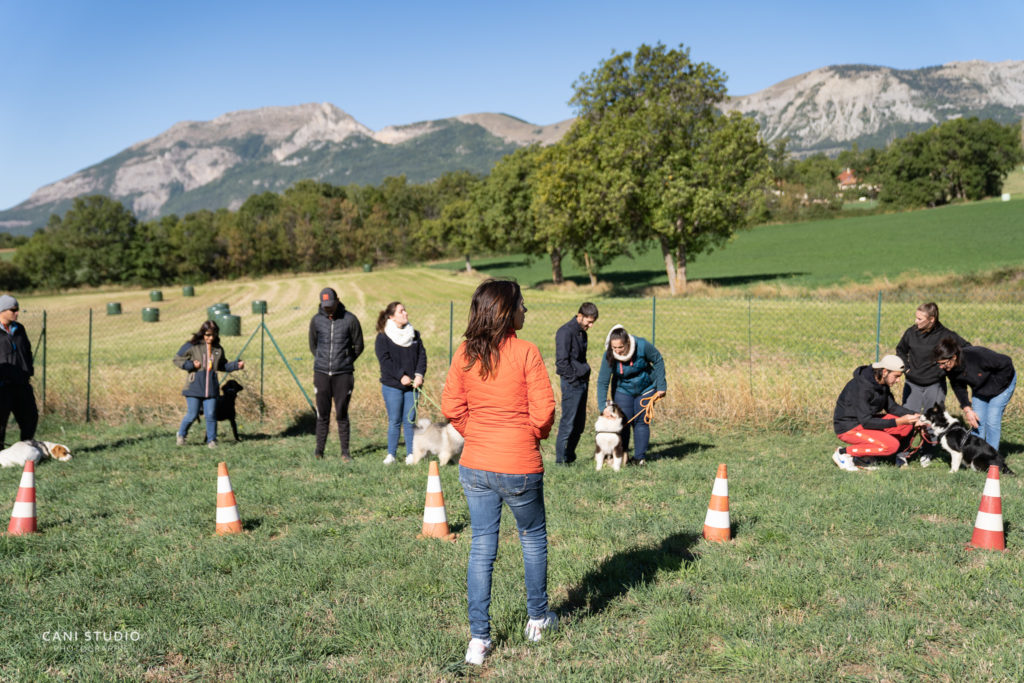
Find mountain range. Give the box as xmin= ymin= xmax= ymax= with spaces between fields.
xmin=2 ymin=59 xmax=1022 ymax=235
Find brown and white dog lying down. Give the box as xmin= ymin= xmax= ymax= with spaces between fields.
xmin=0 ymin=441 xmax=72 ymax=468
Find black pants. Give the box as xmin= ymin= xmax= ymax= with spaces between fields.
xmin=0 ymin=382 xmax=39 ymax=450
xmin=555 ymin=378 xmax=588 ymax=463
xmin=314 ymin=372 xmax=354 ymax=456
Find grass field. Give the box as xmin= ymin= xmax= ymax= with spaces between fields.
xmin=2 ymin=420 xmax=1023 ymax=680
xmin=2 ymin=193 xmax=1024 ymax=679
xmin=433 ymin=194 xmax=1024 ymax=292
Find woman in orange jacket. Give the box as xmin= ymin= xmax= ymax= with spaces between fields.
xmin=442 ymin=279 xmax=556 ymax=666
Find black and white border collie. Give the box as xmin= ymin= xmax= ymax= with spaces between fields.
xmin=923 ymin=402 xmax=1014 ymax=475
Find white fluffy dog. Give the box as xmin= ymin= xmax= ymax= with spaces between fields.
xmin=409 ymin=418 xmax=465 ymax=465
xmin=594 ymin=405 xmax=626 ymax=471
xmin=0 ymin=440 xmax=72 ymax=468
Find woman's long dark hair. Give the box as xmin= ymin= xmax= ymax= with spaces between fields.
xmin=189 ymin=320 xmax=221 ymax=347
xmin=462 ymin=279 xmax=520 ymax=380
xmin=605 ymin=326 xmax=633 ymax=367
xmin=376 ymin=301 xmax=401 ymax=334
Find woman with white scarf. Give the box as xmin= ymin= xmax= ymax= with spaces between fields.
xmin=595 ymin=324 xmax=667 ymax=465
xmin=375 ymin=302 xmax=427 ymax=464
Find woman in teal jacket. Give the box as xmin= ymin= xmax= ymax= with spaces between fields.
xmin=596 ymin=324 xmax=667 ymax=464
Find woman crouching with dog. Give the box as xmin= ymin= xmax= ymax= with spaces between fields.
xmin=934 ymin=337 xmax=1016 ymax=452
xmin=173 ymin=320 xmax=244 ymax=448
xmin=441 ymin=279 xmax=556 ymax=666
xmin=595 ymin=325 xmax=668 ymax=465
xmin=374 ymin=301 xmax=426 ymax=465
xmin=831 ymin=355 xmax=920 ymax=471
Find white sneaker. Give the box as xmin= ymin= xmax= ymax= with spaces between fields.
xmin=919 ymin=454 xmax=932 ymax=468
xmin=464 ymin=637 xmax=492 ymax=665
xmin=404 ymin=453 xmax=415 ymax=465
xmin=895 ymin=453 xmax=909 ymax=468
xmin=382 ymin=454 xmax=396 ymax=465
xmin=176 ymin=434 xmax=185 ymax=446
xmin=832 ymin=448 xmax=858 ymax=472
xmin=524 ymin=611 xmax=558 ymax=642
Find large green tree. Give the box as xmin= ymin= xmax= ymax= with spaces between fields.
xmin=567 ymin=43 xmax=770 ymax=293
xmin=879 ymin=118 xmax=1023 ymax=207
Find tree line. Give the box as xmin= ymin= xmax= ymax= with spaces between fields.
xmin=3 ymin=44 xmax=1021 ymax=294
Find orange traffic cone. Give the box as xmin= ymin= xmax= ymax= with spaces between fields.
xmin=702 ymin=463 xmax=731 ymax=542
xmin=216 ymin=461 xmax=242 ymax=535
xmin=7 ymin=460 xmax=37 ymax=535
xmin=968 ymin=465 xmax=1005 ymax=551
xmin=418 ymin=460 xmax=456 ymax=542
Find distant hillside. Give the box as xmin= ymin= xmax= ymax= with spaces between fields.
xmin=3 ymin=60 xmax=1022 ymax=235
xmin=0 ymin=104 xmax=571 ymax=235
xmin=720 ymin=60 xmax=1024 ymax=156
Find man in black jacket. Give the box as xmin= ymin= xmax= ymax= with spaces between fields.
xmin=896 ymin=302 xmax=970 ymax=412
xmin=554 ymin=302 xmax=598 ymax=464
xmin=0 ymin=294 xmax=38 ymax=450
xmin=309 ymin=287 xmax=364 ymax=461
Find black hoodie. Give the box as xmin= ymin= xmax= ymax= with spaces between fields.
xmin=833 ymin=365 xmax=914 ymax=434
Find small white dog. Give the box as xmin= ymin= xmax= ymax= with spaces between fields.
xmin=594 ymin=405 xmax=626 ymax=471
xmin=0 ymin=440 xmax=72 ymax=468
xmin=409 ymin=418 xmax=465 ymax=465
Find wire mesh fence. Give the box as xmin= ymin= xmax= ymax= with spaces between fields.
xmin=12 ymin=294 xmax=1024 ymax=436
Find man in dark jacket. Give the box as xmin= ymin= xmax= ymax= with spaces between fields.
xmin=896 ymin=302 xmax=970 ymax=412
xmin=0 ymin=294 xmax=38 ymax=449
xmin=309 ymin=287 xmax=364 ymax=461
xmin=831 ymin=354 xmax=921 ymax=471
xmin=554 ymin=302 xmax=598 ymax=464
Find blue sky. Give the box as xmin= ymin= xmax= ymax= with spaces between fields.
xmin=2 ymin=0 xmax=1022 ymax=211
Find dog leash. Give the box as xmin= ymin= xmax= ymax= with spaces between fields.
xmin=626 ymin=393 xmax=663 ymax=426
xmin=409 ymin=386 xmax=444 ymax=424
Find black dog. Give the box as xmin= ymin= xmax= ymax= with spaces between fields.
xmin=198 ymin=380 xmax=244 ymax=442
xmin=923 ymin=402 xmax=1013 ymax=474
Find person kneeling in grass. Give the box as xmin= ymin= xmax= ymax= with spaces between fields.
xmin=831 ymin=354 xmax=921 ymax=471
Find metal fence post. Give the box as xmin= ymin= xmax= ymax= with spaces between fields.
xmin=86 ymin=308 xmax=93 ymax=422
xmin=748 ymin=296 xmax=753 ymax=396
xmin=651 ymin=296 xmax=657 ymax=346
xmin=260 ymin=311 xmax=266 ymax=421
xmin=449 ymin=301 xmax=454 ymax=365
xmin=41 ymin=310 xmax=47 ymax=414
xmin=875 ymin=291 xmax=883 ymax=361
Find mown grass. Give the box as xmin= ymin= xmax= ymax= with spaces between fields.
xmin=433 ymin=195 xmax=1024 ymax=292
xmin=1 ymin=420 xmax=1023 ymax=680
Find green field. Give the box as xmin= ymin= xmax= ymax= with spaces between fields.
xmin=434 ymin=196 xmax=1024 ymax=292
xmin=1 ymin=420 xmax=1023 ymax=679
xmin=2 ymin=195 xmax=1024 ymax=679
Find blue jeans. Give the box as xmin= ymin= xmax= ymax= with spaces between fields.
xmin=614 ymin=389 xmax=655 ymax=461
xmin=381 ymin=385 xmax=416 ymax=455
xmin=459 ymin=465 xmax=549 ymax=640
xmin=972 ymin=372 xmax=1016 ymax=451
xmin=179 ymin=397 xmax=217 ymax=443
xmin=555 ymin=379 xmax=588 ymax=463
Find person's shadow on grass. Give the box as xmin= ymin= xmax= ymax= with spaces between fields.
xmin=557 ymin=531 xmax=700 ymax=618
xmin=650 ymin=437 xmax=713 ymax=462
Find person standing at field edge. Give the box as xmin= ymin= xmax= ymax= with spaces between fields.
xmin=0 ymin=294 xmax=38 ymax=450
xmin=554 ymin=302 xmax=598 ymax=465
xmin=309 ymin=287 xmax=364 ymax=461
xmin=896 ymin=302 xmax=970 ymax=412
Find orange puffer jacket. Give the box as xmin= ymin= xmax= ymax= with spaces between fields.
xmin=442 ymin=331 xmax=555 ymax=474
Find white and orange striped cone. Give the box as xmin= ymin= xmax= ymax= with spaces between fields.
xmin=702 ymin=463 xmax=731 ymax=542
xmin=418 ymin=460 xmax=456 ymax=542
xmin=968 ymin=465 xmax=1005 ymax=551
xmin=7 ymin=460 xmax=37 ymax=536
xmin=215 ymin=461 xmax=242 ymax=535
